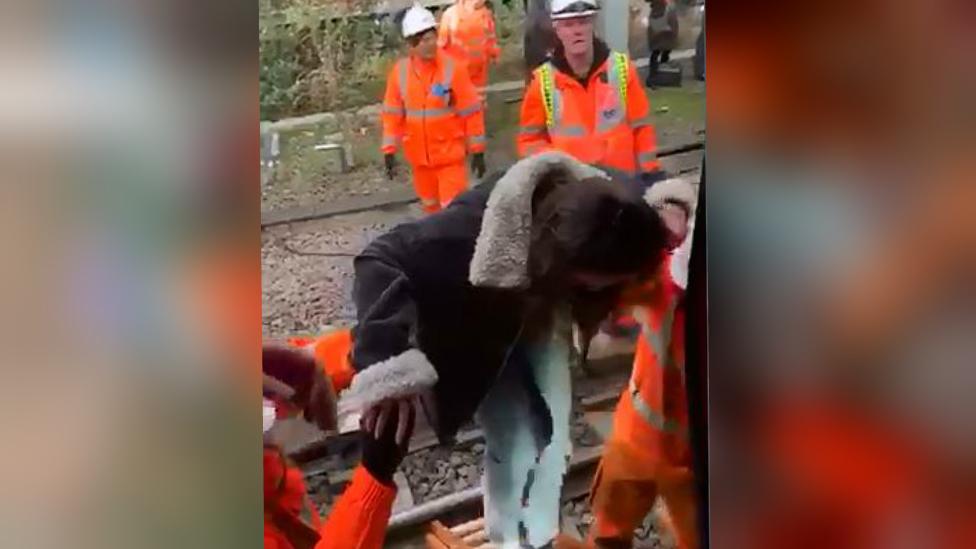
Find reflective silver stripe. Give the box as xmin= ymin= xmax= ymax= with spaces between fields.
xmin=631 ymin=116 xmax=655 ymax=128
xmin=637 ymin=150 xmax=659 ymax=165
xmin=551 ymin=124 xmax=586 ymax=137
xmin=518 ymin=125 xmax=546 ymax=136
xmin=456 ymin=103 xmax=482 ymax=117
xmin=405 ymin=107 xmax=454 ymax=118
xmin=468 ymin=135 xmax=486 ymax=145
xmin=640 ymin=301 xmax=677 ymax=367
xmin=441 ymin=58 xmax=455 ymax=89
xmin=382 ymin=105 xmax=405 ymax=115
xmin=381 ymin=135 xmax=398 ymax=147
xmin=628 ymin=377 xmax=682 ymax=434
xmin=398 ymin=59 xmax=408 ymax=103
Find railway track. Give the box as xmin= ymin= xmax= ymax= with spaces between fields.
xmin=283 ymin=353 xmax=635 ymax=547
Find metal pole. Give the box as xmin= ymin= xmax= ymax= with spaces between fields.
xmin=597 ymin=0 xmax=629 ymax=53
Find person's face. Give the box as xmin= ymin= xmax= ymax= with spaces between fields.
xmin=409 ymin=29 xmax=438 ymax=60
xmin=553 ymin=15 xmax=595 ymax=57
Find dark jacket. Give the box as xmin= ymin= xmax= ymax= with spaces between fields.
xmin=342 ymin=152 xmax=622 ymax=443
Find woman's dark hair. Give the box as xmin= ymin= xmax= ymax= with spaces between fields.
xmin=520 ymin=171 xmax=669 ymax=342
xmin=528 ymin=172 xmax=668 ymax=287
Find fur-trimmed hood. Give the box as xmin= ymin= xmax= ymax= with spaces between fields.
xmin=468 ymin=151 xmax=611 ymax=289
xmin=468 ymin=152 xmax=699 ymax=289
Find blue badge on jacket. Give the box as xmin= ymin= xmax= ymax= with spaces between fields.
xmin=431 ymin=83 xmax=449 ymax=98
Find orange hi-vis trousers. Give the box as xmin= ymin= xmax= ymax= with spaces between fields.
xmin=411 ymin=162 xmax=469 ymax=214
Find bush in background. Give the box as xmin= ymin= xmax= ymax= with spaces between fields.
xmin=260 ymin=0 xmax=525 ymax=121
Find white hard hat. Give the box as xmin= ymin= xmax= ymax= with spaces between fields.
xmin=402 ymin=3 xmax=437 ymax=38
xmin=551 ymin=0 xmax=599 ymax=20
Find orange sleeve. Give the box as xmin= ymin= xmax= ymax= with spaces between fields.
xmin=380 ymin=61 xmax=405 ymax=155
xmin=316 ymin=465 xmax=397 ymax=549
xmin=452 ymin=65 xmax=486 ymax=154
xmin=485 ymin=11 xmax=500 ymax=62
xmin=437 ymin=7 xmax=455 ymax=50
xmin=516 ymin=72 xmax=552 ymax=157
xmin=310 ymin=330 xmax=355 ymax=392
xmin=285 ymin=329 xmax=355 ymax=391
xmin=625 ymin=59 xmax=662 ymax=173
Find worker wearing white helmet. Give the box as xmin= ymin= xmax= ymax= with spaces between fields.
xmin=518 ymin=0 xmax=664 ymax=184
xmin=400 ymin=2 xmax=437 ymax=38
xmin=550 ymin=0 xmax=599 ymax=19
xmin=381 ymin=3 xmax=487 ymax=214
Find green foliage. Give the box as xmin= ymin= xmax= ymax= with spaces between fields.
xmin=260 ymin=0 xmax=527 ymax=120
xmin=260 ymin=0 xmax=401 ymax=120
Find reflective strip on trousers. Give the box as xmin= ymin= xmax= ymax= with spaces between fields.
xmin=381 ymin=105 xmax=405 ymax=116
xmin=468 ymin=135 xmax=486 ymax=147
xmin=382 ymin=135 xmax=399 ymax=148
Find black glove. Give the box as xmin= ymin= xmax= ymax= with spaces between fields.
xmin=384 ymin=154 xmax=397 ymax=180
xmin=471 ymin=152 xmax=486 ymax=178
xmin=360 ymin=399 xmax=416 ymax=486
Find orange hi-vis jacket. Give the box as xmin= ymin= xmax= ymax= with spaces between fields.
xmin=381 ymin=51 xmax=486 ymax=168
xmin=265 ymin=330 xmax=396 ymax=549
xmin=615 ymin=270 xmax=689 ymax=469
xmin=437 ymin=2 xmax=500 ymax=87
xmin=517 ymin=51 xmax=662 ymax=178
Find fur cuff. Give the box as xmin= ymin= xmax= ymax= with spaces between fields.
xmin=337 ymin=349 xmax=438 ymax=414
xmin=643 ymin=176 xmax=698 ymax=214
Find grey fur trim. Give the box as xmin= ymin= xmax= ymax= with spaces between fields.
xmin=468 ymin=151 xmax=610 ymax=289
xmin=643 ymin=176 xmax=698 ymax=213
xmin=337 ymin=348 xmax=438 ymax=414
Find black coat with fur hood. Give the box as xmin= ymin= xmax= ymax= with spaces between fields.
xmin=339 ymin=152 xmax=695 ymax=442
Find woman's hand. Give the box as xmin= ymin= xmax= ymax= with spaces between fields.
xmin=359 ymin=398 xmax=417 ymax=485
xmin=361 ymin=397 xmax=416 ymax=447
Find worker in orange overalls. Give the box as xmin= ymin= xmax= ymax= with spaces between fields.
xmin=381 ymin=3 xmax=487 ymax=214
xmin=438 ymin=0 xmax=501 ymax=89
xmin=517 ymin=0 xmax=666 ymax=187
xmin=588 ymin=193 xmax=699 ymax=549
xmin=263 ymin=331 xmax=415 ymax=549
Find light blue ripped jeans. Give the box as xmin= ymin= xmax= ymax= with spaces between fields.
xmin=476 ymin=314 xmax=574 ymax=548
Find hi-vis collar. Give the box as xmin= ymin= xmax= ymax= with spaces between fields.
xmin=537 ymin=51 xmax=629 ymax=128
